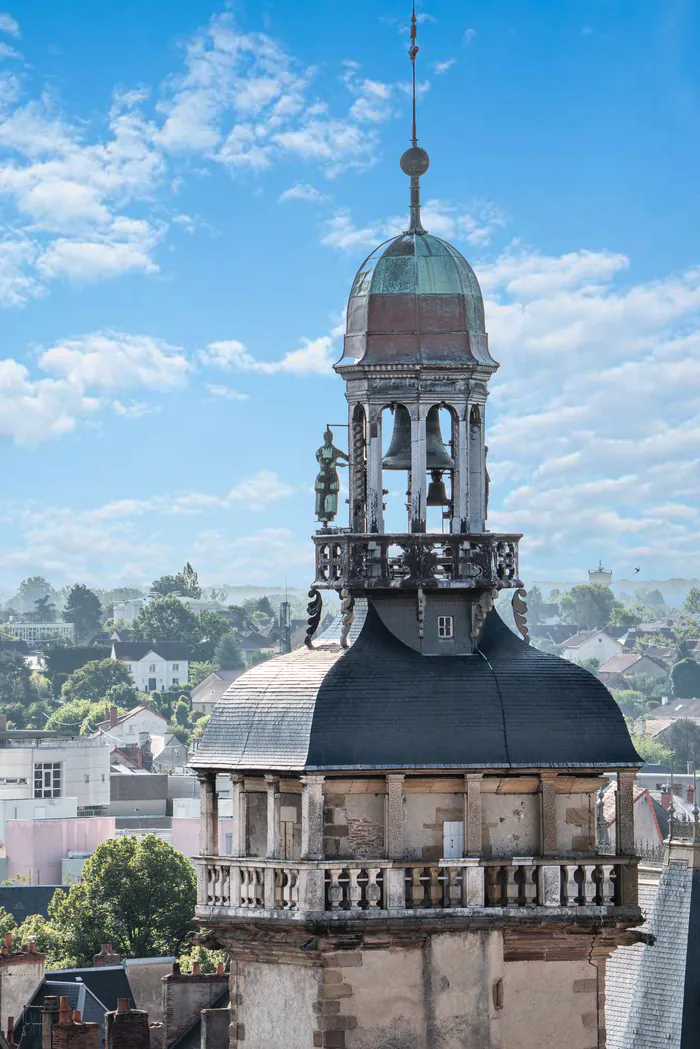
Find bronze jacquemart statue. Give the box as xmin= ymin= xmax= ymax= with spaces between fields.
xmin=314 ymin=427 xmax=348 ymax=524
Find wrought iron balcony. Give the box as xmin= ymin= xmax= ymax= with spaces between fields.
xmin=312 ymin=532 xmax=522 ymax=591
xmin=196 ymin=855 xmax=638 ymax=919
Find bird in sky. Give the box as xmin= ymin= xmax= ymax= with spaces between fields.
xmin=634 ymin=567 xmax=640 ymax=574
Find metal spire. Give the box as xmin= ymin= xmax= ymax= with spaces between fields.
xmin=400 ymin=2 xmax=430 ymax=234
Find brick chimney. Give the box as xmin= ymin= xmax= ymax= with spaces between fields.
xmin=673 ymin=783 xmax=682 ymax=797
xmin=49 ymin=996 xmax=98 ymax=1049
xmin=688 ymin=785 xmax=695 ymax=804
xmin=0 ymin=934 xmax=46 ymax=1037
xmin=7 ymin=1015 xmax=17 ymax=1049
xmin=661 ymin=788 xmax=671 ymax=810
xmin=105 ymin=999 xmax=150 ymax=1049
xmin=161 ymin=969 xmax=228 ymax=1047
xmin=93 ymin=944 xmax=121 ymax=968
xmin=109 ymin=706 xmax=119 ymax=728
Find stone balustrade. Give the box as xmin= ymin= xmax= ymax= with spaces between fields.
xmin=196 ymin=855 xmax=638 ymax=915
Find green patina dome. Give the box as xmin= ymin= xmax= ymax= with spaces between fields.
xmin=338 ymin=230 xmax=494 ymax=370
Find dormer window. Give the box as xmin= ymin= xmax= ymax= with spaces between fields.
xmin=437 ymin=616 xmax=454 ymax=639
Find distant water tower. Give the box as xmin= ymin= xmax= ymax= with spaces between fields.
xmin=589 ymin=559 xmax=613 ymax=586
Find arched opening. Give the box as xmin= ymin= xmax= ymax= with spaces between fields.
xmin=426 ymin=405 xmax=456 ymax=534
xmin=381 ymin=403 xmax=411 ymax=533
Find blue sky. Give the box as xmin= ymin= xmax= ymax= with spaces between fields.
xmin=0 ymin=0 xmax=699 ymax=592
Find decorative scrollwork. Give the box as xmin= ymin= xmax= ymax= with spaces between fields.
xmin=339 ymin=588 xmax=355 ymax=649
xmin=417 ymin=587 xmax=426 ymax=639
xmin=304 ymin=588 xmax=323 ymax=649
xmin=512 ymin=588 xmax=530 ymax=645
xmin=472 ymin=589 xmax=496 ymax=641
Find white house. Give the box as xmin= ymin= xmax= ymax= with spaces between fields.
xmin=191 ymin=669 xmax=246 ymax=715
xmin=112 ymin=598 xmax=149 ymax=624
xmin=92 ymin=705 xmax=169 ymax=743
xmin=0 ymin=731 xmax=110 ymax=813
xmin=560 ymin=629 xmax=623 ymax=665
xmin=111 ymin=641 xmax=189 ymax=692
xmin=597 ymin=652 xmax=668 ymax=681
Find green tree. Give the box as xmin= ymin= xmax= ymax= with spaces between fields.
xmin=31 ymin=595 xmax=57 ymax=623
xmin=46 ymin=698 xmax=128 ymax=736
xmin=60 ymin=659 xmax=133 ymax=704
xmin=683 ymin=587 xmax=700 ymax=618
xmin=523 ymin=585 xmax=546 ymax=626
xmin=104 ymin=682 xmax=140 ymax=711
xmin=191 ymin=714 xmax=210 ymax=740
xmin=0 ymin=651 xmax=36 ymax=704
xmin=0 ymin=907 xmax=16 ymax=939
xmin=174 ymin=699 xmax=190 ymax=727
xmin=62 ymin=585 xmax=103 ymax=640
xmin=15 ymin=577 xmax=53 ymax=615
xmin=26 ymin=700 xmax=52 ymax=728
xmin=630 ymin=734 xmax=672 ymax=766
xmin=150 ymin=563 xmax=201 ymax=599
xmin=670 ymin=658 xmax=700 ymax=699
xmin=48 ymin=836 xmax=196 ymax=963
xmin=213 ymin=631 xmax=246 ymax=670
xmin=132 ymin=596 xmax=199 ymax=648
xmin=611 ymin=690 xmax=646 ymax=718
xmin=579 ymin=657 xmax=601 ymax=673
xmin=248 ymin=650 xmax=274 ymax=668
xmin=179 ymin=944 xmax=227 ymax=973
xmin=662 ymin=719 xmax=700 ymax=766
xmin=189 ymin=661 xmax=217 ymax=687
xmin=608 ymin=603 xmax=641 ymax=628
xmin=191 ymin=610 xmax=230 ymax=662
xmin=559 ymin=584 xmax=617 ymax=629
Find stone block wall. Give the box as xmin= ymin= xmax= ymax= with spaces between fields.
xmin=323 ymin=792 xmax=384 ymax=860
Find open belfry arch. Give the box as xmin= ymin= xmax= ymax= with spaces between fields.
xmin=190 ymin=7 xmax=645 ymax=1048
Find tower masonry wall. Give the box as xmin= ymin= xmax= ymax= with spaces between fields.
xmin=501 ymin=957 xmax=602 ymax=1049
xmin=482 ymin=793 xmax=539 ymax=857
xmin=324 ymin=792 xmax=385 ymax=860
xmin=403 ymin=793 xmax=463 ymax=860
xmin=555 ymin=792 xmax=596 ymax=855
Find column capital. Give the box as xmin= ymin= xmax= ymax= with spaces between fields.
xmin=231 ymin=772 xmax=245 ymax=785
xmin=386 ymin=773 xmax=405 ymax=783
xmin=465 ymin=773 xmax=484 ymax=782
xmin=264 ymin=774 xmax=280 ymax=786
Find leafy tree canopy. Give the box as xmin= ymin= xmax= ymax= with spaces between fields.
xmin=150 ymin=563 xmax=201 ymax=599
xmin=0 ymin=650 xmax=35 ymax=705
xmin=45 ymin=698 xmax=128 ymax=736
xmin=630 ymin=733 xmax=673 ymax=767
xmin=670 ymin=658 xmax=700 ymax=700
xmin=189 ymin=661 xmax=217 ymax=687
xmin=30 ymin=595 xmax=57 ymax=623
xmin=132 ymin=596 xmax=198 ymax=648
xmin=60 ymin=659 xmax=133 ymax=704
xmin=558 ymin=584 xmax=617 ymax=629
xmin=662 ymin=719 xmax=700 ymax=766
xmin=611 ymin=689 xmax=646 ymax=719
xmin=174 ymin=699 xmax=190 ymax=726
xmin=608 ymin=603 xmax=642 ymax=628
xmin=213 ymin=630 xmax=246 ymax=670
xmin=684 ymin=587 xmax=700 ymax=618
xmin=192 ymin=610 xmax=230 ymax=662
xmin=47 ymin=836 xmax=196 ymax=965
xmin=62 ymin=585 xmax=103 ymax=640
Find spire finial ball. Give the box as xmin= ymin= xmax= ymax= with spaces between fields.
xmin=400 ymin=146 xmax=430 ymax=177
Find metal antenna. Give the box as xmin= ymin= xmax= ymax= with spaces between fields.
xmin=409 ymin=3 xmax=419 ymax=146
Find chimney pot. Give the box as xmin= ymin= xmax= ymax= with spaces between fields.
xmin=7 ymin=1017 xmax=14 ymax=1042
xmin=191 ymin=962 xmax=201 ymax=975
xmin=29 ymin=941 xmax=37 ymax=953
xmin=4 ymin=933 xmax=11 ymax=950
xmin=661 ymin=790 xmax=671 ymax=810
xmin=216 ymin=962 xmax=224 ymax=975
xmin=116 ymin=999 xmax=130 ymax=1014
xmin=72 ymin=1011 xmax=81 ymax=1024
xmin=59 ymin=997 xmax=71 ymax=1024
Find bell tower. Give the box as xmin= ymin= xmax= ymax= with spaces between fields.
xmin=312 ymin=10 xmax=521 ymax=644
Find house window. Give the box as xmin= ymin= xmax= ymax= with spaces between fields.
xmin=127 ymin=664 xmax=132 ymax=671
xmin=149 ymin=664 xmax=156 ymax=672
xmin=34 ymin=763 xmax=62 ymax=799
xmin=172 ymin=677 xmax=179 ymax=686
xmin=437 ymin=616 xmax=454 ymax=639
xmin=172 ymin=663 xmax=179 ymax=671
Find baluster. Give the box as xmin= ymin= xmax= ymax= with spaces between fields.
xmin=256 ymin=868 xmax=265 ymax=906
xmin=328 ymin=867 xmax=345 ymax=910
xmin=411 ymin=868 xmax=426 ymax=908
xmin=601 ymin=864 xmax=615 ymax=905
xmin=275 ymin=869 xmax=285 ymax=908
xmin=231 ymin=863 xmax=242 ymax=907
xmin=429 ymin=868 xmax=442 ymax=907
xmin=506 ymin=865 xmax=519 ymax=906
xmin=289 ymin=868 xmax=299 ymax=909
xmin=207 ymin=864 xmax=216 ymax=906
xmin=348 ymin=868 xmax=362 ymax=909
xmin=522 ymin=865 xmax=536 ymax=907
xmin=446 ymin=867 xmax=461 ymax=908
xmin=564 ymin=864 xmax=579 ymax=906
xmin=582 ymin=865 xmax=597 ymax=905
xmin=238 ymin=867 xmax=249 ymax=907
xmin=366 ymin=868 xmax=381 ymax=908
xmin=221 ymin=863 xmax=231 ymax=906
xmin=485 ymin=866 xmax=502 ymax=906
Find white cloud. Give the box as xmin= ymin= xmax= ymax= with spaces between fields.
xmin=321 ymin=198 xmax=506 ymax=252
xmin=0 ymin=331 xmax=189 ymax=444
xmin=278 ymin=182 xmax=328 ymax=204
xmin=463 ymin=28 xmax=476 ymax=44
xmin=0 ymin=13 xmax=19 ymax=37
xmin=200 ymin=331 xmax=338 ymax=376
xmin=434 ymin=59 xmax=456 ymax=74
xmin=204 ymin=382 xmax=249 ymax=402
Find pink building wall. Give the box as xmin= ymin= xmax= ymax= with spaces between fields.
xmin=6 ymin=817 xmax=116 ymax=884
xmin=171 ymin=817 xmax=233 ymax=860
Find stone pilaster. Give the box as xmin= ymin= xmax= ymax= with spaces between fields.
xmin=465 ymin=774 xmax=483 ymax=856
xmin=265 ymin=775 xmax=280 ymax=859
xmin=386 ymin=775 xmax=405 ymax=858
xmin=199 ymin=772 xmax=218 ymax=856
xmin=540 ymin=772 xmax=558 ymax=856
xmin=616 ymin=770 xmax=636 ymax=856
xmin=231 ymin=774 xmax=246 ymax=858
xmin=301 ymin=775 xmax=325 ymax=860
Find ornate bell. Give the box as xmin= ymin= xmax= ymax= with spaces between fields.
xmin=426 ymin=470 xmax=450 ymax=506
xmin=382 ymin=405 xmax=455 ymax=471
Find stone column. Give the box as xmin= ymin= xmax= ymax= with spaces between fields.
xmin=386 ymin=774 xmax=406 ymax=908
xmin=265 ymin=775 xmax=281 ymax=859
xmin=409 ymin=406 xmax=427 ymax=533
xmin=468 ymin=403 xmax=485 ymax=533
xmin=366 ymin=406 xmax=384 ymax=534
xmin=452 ymin=411 xmax=469 ymax=533
xmin=199 ymin=772 xmax=218 ymax=856
xmin=231 ymin=774 xmax=246 ymax=857
xmin=540 ymin=773 xmax=558 ymax=857
xmin=616 ymin=770 xmax=638 ymax=906
xmin=465 ymin=774 xmax=483 ymax=856
xmin=300 ymin=775 xmax=325 ymax=911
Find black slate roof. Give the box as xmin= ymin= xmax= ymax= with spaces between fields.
xmin=0 ymin=885 xmax=66 ymax=923
xmin=192 ymin=602 xmax=639 ymax=772
xmin=113 ymin=641 xmax=188 ymax=661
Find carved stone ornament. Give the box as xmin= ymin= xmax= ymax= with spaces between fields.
xmin=339 ymin=588 xmax=355 ymax=649
xmin=471 ymin=589 xmax=496 ymax=641
xmin=304 ymin=588 xmax=323 ymax=649
xmin=511 ymin=588 xmax=530 ymax=644
xmin=416 ymin=586 xmax=426 ymax=640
